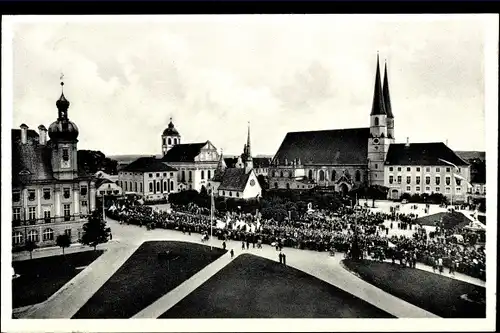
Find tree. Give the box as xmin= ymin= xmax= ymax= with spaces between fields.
xmin=81 ymin=210 xmax=111 ymax=251
xmin=24 ymin=240 xmax=38 ymax=260
xmin=56 ymin=233 xmax=71 ymax=255
xmin=77 ymin=150 xmax=118 ymax=175
xmin=257 ymin=175 xmax=269 ymax=190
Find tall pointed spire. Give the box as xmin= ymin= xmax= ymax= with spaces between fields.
xmin=246 ymin=121 xmax=252 ymax=161
xmin=370 ymin=53 xmax=386 ymax=116
xmin=383 ymin=60 xmax=394 ymax=119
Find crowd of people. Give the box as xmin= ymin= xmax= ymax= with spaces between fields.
xmin=107 ymin=199 xmax=486 ymax=281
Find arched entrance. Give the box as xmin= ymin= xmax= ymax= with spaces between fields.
xmin=391 ymin=189 xmax=399 ymax=200
xmin=339 ymin=183 xmax=349 ymax=195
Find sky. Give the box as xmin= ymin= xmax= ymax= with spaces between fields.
xmin=8 ymin=15 xmax=489 ymax=157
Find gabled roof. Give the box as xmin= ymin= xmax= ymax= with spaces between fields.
xmin=218 ymin=168 xmax=251 ymax=191
xmin=273 ymin=128 xmax=370 ymax=166
xmin=456 ymin=151 xmax=485 ymax=162
xmin=385 ymin=142 xmax=469 ymax=166
xmin=122 ymin=157 xmax=177 ymax=173
xmin=161 ymin=142 xmax=207 ymax=163
xmin=12 ymin=130 xmax=54 ymax=186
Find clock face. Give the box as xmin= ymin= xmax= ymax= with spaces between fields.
xmin=373 ymin=138 xmax=380 ymax=144
xmin=250 ymin=179 xmax=256 ymax=186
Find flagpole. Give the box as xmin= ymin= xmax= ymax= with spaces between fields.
xmin=210 ymin=190 xmax=213 ymax=250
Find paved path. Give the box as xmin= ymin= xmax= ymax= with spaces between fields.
xmin=15 ymin=216 xmax=484 ymax=318
xmin=24 ymin=244 xmax=138 ymax=319
xmin=133 ymin=251 xmax=238 ymax=318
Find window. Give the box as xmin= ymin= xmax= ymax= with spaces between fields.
xmin=406 ymin=167 xmax=411 ymax=172
xmin=374 ymin=117 xmax=379 ymax=126
xmin=389 ymin=175 xmax=394 ymax=184
xmin=63 ymin=187 xmax=70 ymax=199
xmin=319 ymin=170 xmax=325 ymax=181
xmin=208 ymin=170 xmax=211 ymax=179
xmin=43 ymin=228 xmax=54 ymax=241
xmin=28 ymin=189 xmax=36 ymax=201
xmin=286 ymin=183 xmax=290 ymax=189
xmin=445 ymin=187 xmax=451 ymax=194
xmin=274 ymin=182 xmax=278 ymax=189
xmin=149 ymin=173 xmax=153 ymax=178
xmin=135 ymin=182 xmax=138 ymax=192
xmin=445 ymin=176 xmax=451 ymax=186
xmin=374 ymin=164 xmax=378 ymax=169
xmin=99 ymin=190 xmax=105 ymax=195
xmin=416 ymin=167 xmax=421 ymax=172
xmin=174 ymin=138 xmax=178 ymax=145
xmin=425 ymin=176 xmax=430 ymax=185
xmin=168 ymin=138 xmax=172 ymax=145
xmin=436 ymin=167 xmax=440 ymax=172
xmin=181 ymin=171 xmax=185 ymax=182
xmin=28 ymin=207 xmax=36 ymax=221
xmin=222 ymin=191 xmax=225 ymax=196
xmin=140 ymin=183 xmax=143 ymax=193
xmin=415 ymin=186 xmax=421 ymax=192
xmin=416 ymin=176 xmax=421 ymax=185
xmin=280 ymin=171 xmax=284 ymax=178
xmin=62 ymin=148 xmax=69 ymax=161
xmin=435 ymin=187 xmax=440 ymax=192
xmin=456 ymin=187 xmax=461 ymax=194
xmin=13 ymin=191 xmax=21 ymax=202
xmin=113 ymin=190 xmax=119 ymax=195
xmin=425 ymin=167 xmax=430 ymax=172
xmin=106 ymin=190 xmax=112 ymax=195
xmin=397 ymin=176 xmax=402 ymax=184
xmin=163 ymin=173 xmax=167 ymax=177
xmin=229 ymin=191 xmax=232 ymax=197
xmin=43 ymin=188 xmax=51 ymax=200
xmin=389 ymin=167 xmax=393 ymax=172
xmin=64 ymin=204 xmax=71 ymax=221
xmin=13 ymin=208 xmax=21 ymax=221
xmin=435 ymin=176 xmax=441 ymax=185
xmin=156 ymin=182 xmax=160 ymax=192
xmin=406 ymin=186 xmax=411 ymax=192
xmin=44 ymin=210 xmax=51 ymax=222
xmin=81 ymin=200 xmax=88 ymax=207
xmin=28 ymin=230 xmax=39 ymax=242
xmin=456 ymin=178 xmax=461 ymax=186
xmin=80 ymin=185 xmax=88 ymax=196
xmin=170 ymin=172 xmax=174 ymax=177
xmin=201 ymin=170 xmax=205 ymax=180
xmin=189 ymin=171 xmax=192 ymax=182
xmin=397 ymin=167 xmax=402 ymax=172
xmin=446 ymin=167 xmax=451 ymax=173
xmin=425 ymin=186 xmax=431 ymax=192
xmin=163 ymin=181 xmax=168 ymax=192
xmin=406 ymin=176 xmax=411 ymax=184
xmin=155 ymin=173 xmax=159 ymax=177
xmin=458 ymin=167 xmax=461 ymax=173
xmin=13 ymin=232 xmax=23 ymax=245
xmin=355 ymin=170 xmax=361 ymax=182
xmin=331 ymin=170 xmax=336 ymax=180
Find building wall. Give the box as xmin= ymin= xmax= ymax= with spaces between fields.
xmin=384 ymin=164 xmax=471 ymax=202
xmin=118 ymin=171 xmax=145 ymax=195
xmin=96 ymin=182 xmax=123 ymax=197
xmin=168 ymin=162 xmax=218 ymax=192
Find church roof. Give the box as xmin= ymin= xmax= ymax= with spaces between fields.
xmin=218 ymin=168 xmax=251 ymax=191
xmin=12 ymin=129 xmax=54 ymax=186
xmin=161 ymin=142 xmax=207 ymax=163
xmin=383 ymin=62 xmax=394 ymax=119
xmin=385 ymin=142 xmax=469 ymax=166
xmin=273 ymin=128 xmax=370 ymax=166
xmin=122 ymin=157 xmax=177 ymax=173
xmin=370 ymin=55 xmax=387 ymax=116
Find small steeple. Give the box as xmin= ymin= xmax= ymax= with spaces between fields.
xmin=56 ymin=78 xmax=70 ymax=120
xmin=370 ymin=53 xmax=386 ymax=116
xmin=383 ymin=60 xmax=394 ymax=119
xmin=245 ymin=121 xmax=252 ymax=161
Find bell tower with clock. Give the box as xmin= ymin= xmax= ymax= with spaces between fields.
xmin=49 ymin=80 xmax=80 ymax=180
xmin=367 ymin=55 xmax=390 ymax=186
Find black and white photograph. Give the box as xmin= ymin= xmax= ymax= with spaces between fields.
xmin=1 ymin=13 xmax=497 ymax=332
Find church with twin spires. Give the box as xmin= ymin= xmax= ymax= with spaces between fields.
xmin=268 ymin=55 xmax=471 ymax=202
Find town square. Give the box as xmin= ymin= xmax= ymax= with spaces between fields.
xmin=2 ymin=13 xmax=497 ymax=333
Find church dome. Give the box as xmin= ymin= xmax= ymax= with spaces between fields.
xmin=48 ymin=119 xmax=79 ymax=141
xmin=163 ymin=119 xmax=180 ymax=136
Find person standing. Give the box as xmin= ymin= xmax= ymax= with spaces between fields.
xmin=283 ymin=252 xmax=287 ymax=266
xmin=242 ymin=240 xmax=245 ymax=250
xmin=246 ymin=239 xmax=250 ymax=250
xmin=222 ymin=241 xmax=226 ymax=251
xmin=230 ymin=249 xmax=234 ymax=259
xmin=438 ymin=257 xmax=444 ymax=274
xmin=279 ymin=252 xmax=283 ymax=264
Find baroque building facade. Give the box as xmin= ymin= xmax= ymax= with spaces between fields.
xmin=12 ymin=82 xmax=97 ymax=249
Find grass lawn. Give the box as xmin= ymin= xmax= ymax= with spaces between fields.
xmin=160 ymin=253 xmax=394 ymax=318
xmin=73 ymin=241 xmax=226 ymax=319
xmin=12 ymin=250 xmax=104 ymax=308
xmin=343 ymin=259 xmax=485 ymax=318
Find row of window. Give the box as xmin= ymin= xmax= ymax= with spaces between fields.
xmin=403 ymin=186 xmax=462 ymax=194
xmin=163 ymin=137 xmax=179 ymax=146
xmin=149 ymin=180 xmax=175 ymax=194
xmin=388 ymin=166 xmax=460 ymax=173
xmin=221 ymin=191 xmax=240 ymax=198
xmin=13 ymin=186 xmax=89 ymax=202
xmin=274 ymin=183 xmax=312 ymax=190
xmin=148 ymin=172 xmax=175 ymax=178
xmin=272 ymin=170 xmax=362 ymax=182
xmin=13 ymin=204 xmax=75 ymax=222
xmin=12 ymin=228 xmax=73 ymax=245
xmin=389 ymin=175 xmax=462 ymax=186
xmin=120 ymin=181 xmax=143 ymax=193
